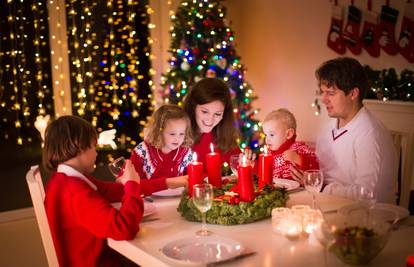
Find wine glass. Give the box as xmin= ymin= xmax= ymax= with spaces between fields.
xmin=108 ymin=157 xmax=126 ymax=177
xmin=192 ymin=183 xmax=214 ymax=236
xmin=229 ymin=155 xmax=240 ymax=176
xmin=355 ymin=184 xmax=376 ymax=220
xmin=303 ymin=169 xmax=324 ymax=209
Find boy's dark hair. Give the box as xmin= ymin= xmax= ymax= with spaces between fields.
xmin=315 ymin=57 xmax=368 ymax=103
xmin=183 ymin=78 xmax=239 ymax=152
xmin=42 ymin=115 xmax=98 ymax=171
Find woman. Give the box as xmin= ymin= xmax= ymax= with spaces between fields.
xmin=183 ymin=78 xmax=241 ymax=166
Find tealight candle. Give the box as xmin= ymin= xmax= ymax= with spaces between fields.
xmin=188 ymin=152 xmax=204 ymax=197
xmin=258 ymin=145 xmax=273 ymax=190
xmin=205 ymin=143 xmax=222 ymax=188
xmin=281 ymin=214 xmax=303 ymax=240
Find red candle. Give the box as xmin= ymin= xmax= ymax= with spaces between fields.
xmin=205 ymin=143 xmax=222 ymax=188
xmin=237 ymin=155 xmax=255 ymax=202
xmin=188 ymin=152 xmax=204 ymax=197
xmin=258 ymin=145 xmax=273 ymax=190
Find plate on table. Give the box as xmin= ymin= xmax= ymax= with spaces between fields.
xmin=273 ymin=178 xmax=300 ymax=191
xmin=111 ymin=202 xmax=156 ymax=217
xmin=338 ymin=203 xmax=409 ymax=222
xmin=152 ymin=187 xmax=184 ymax=197
xmin=161 ymin=235 xmax=244 ymax=265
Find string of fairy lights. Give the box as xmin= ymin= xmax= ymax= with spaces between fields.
xmin=0 ymin=0 xmax=53 ymax=145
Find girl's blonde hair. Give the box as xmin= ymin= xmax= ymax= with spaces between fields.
xmin=145 ymin=104 xmax=193 ymax=149
xmin=264 ymin=108 xmax=297 ymax=131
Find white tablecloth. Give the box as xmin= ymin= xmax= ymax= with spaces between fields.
xmin=108 ymin=191 xmax=414 ymax=267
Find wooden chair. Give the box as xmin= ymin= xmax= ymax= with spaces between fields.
xmin=26 ymin=165 xmax=59 ymax=267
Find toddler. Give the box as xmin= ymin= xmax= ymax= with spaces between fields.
xmin=262 ymin=108 xmax=319 ymax=180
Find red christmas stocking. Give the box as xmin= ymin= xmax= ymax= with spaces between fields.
xmin=398 ymin=2 xmax=414 ymax=62
xmin=327 ymin=4 xmax=346 ymax=54
xmin=377 ymin=4 xmax=399 ymax=55
xmin=361 ymin=9 xmax=380 ymax=57
xmin=343 ymin=5 xmax=362 ymax=55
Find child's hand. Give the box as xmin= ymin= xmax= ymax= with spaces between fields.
xmin=283 ymin=149 xmax=301 ymax=165
xmin=117 ymin=159 xmax=140 ymax=185
xmin=166 ymin=175 xmax=188 ymax=189
xmin=238 ymin=149 xmax=256 ymax=167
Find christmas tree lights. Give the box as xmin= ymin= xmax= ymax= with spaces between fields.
xmin=162 ymin=0 xmax=262 ymax=151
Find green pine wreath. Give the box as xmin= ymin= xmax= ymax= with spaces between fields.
xmin=177 ymin=182 xmax=288 ymax=225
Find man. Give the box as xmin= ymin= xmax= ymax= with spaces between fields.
xmin=313 ymin=57 xmax=396 ymax=203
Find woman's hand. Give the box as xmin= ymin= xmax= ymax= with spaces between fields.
xmin=117 ymin=159 xmax=140 ymax=185
xmin=166 ymin=175 xmax=188 ymax=189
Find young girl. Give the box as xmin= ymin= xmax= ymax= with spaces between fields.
xmin=183 ymin=78 xmax=241 ymax=166
xmin=262 ymin=108 xmax=319 ymax=181
xmin=43 ymin=115 xmax=143 ymax=267
xmin=130 ymin=104 xmax=192 ymax=192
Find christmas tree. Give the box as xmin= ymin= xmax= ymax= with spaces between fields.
xmin=71 ymin=0 xmax=153 ymax=151
xmin=161 ymin=0 xmax=262 ymax=151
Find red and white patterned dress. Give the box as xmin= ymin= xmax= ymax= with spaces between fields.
xmin=271 ymin=135 xmax=319 ymax=180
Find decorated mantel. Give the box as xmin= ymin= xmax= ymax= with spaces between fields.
xmin=364 ymin=99 xmax=414 ymax=208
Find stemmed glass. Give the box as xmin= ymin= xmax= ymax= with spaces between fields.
xmin=355 ymin=184 xmax=376 ymax=220
xmin=192 ymin=183 xmax=214 ymax=236
xmin=108 ymin=157 xmax=126 ymax=177
xmin=303 ymin=169 xmax=324 ymax=209
xmin=229 ymin=155 xmax=240 ymax=176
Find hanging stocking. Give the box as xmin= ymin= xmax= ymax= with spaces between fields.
xmin=327 ymin=2 xmax=346 ymax=54
xmin=398 ymin=1 xmax=414 ymax=62
xmin=343 ymin=3 xmax=362 ymax=55
xmin=361 ymin=2 xmax=380 ymax=57
xmin=377 ymin=2 xmax=399 ymax=55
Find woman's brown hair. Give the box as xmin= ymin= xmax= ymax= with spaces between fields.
xmin=42 ymin=115 xmax=98 ymax=171
xmin=145 ymin=104 xmax=193 ymax=149
xmin=183 ymin=78 xmax=239 ymax=152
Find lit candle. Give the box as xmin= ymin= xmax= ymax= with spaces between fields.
xmin=281 ymin=214 xmax=302 ymax=240
xmin=237 ymin=154 xmax=255 ymax=202
xmin=258 ymin=145 xmax=273 ymax=190
xmin=188 ymin=152 xmax=204 ymax=197
xmin=205 ymin=143 xmax=222 ymax=188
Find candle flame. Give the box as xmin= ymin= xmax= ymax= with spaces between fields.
xmin=242 ymin=154 xmax=247 ymax=166
xmin=192 ymin=152 xmax=198 ymax=162
xmin=210 ymin=143 xmax=214 ymax=153
xmin=264 ymin=145 xmax=268 ymax=154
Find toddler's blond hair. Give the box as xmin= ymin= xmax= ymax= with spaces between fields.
xmin=264 ymin=108 xmax=297 ymax=131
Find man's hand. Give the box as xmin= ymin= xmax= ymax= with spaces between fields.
xmin=290 ymin=164 xmax=304 ymax=186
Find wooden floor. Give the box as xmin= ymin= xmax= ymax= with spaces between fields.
xmin=0 ymin=210 xmax=47 ymax=267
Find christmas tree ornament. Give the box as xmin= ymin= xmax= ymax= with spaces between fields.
xmin=398 ymin=1 xmax=414 ymax=62
xmin=327 ymin=2 xmax=346 ymax=54
xmin=181 ymin=61 xmax=191 ymax=71
xmin=216 ymin=57 xmax=227 ymax=69
xmin=343 ymin=3 xmax=362 ymax=55
xmin=206 ymin=67 xmax=217 ymax=78
xmin=361 ymin=1 xmax=380 ymax=57
xmin=377 ymin=3 xmax=399 ymax=55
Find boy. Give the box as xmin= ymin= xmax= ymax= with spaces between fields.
xmin=43 ymin=115 xmax=143 ymax=267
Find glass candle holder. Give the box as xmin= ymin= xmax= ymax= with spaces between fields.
xmin=280 ymin=214 xmax=303 ymax=241
xmin=271 ymin=207 xmax=291 ymax=234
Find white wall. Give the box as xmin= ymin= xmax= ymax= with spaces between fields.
xmin=224 ymin=0 xmax=413 ymax=142
xmin=152 ymin=0 xmax=413 ymax=142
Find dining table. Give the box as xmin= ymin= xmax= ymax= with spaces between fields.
xmin=108 ymin=190 xmax=414 ymax=267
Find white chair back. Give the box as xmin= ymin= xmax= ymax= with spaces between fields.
xmin=26 ymin=165 xmax=59 ymax=267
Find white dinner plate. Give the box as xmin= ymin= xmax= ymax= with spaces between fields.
xmin=338 ymin=203 xmax=409 ymax=221
xmin=161 ymin=235 xmax=244 ymax=265
xmin=152 ymin=187 xmax=184 ymax=197
xmin=273 ymin=178 xmax=300 ymax=191
xmin=111 ymin=202 xmax=156 ymax=217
